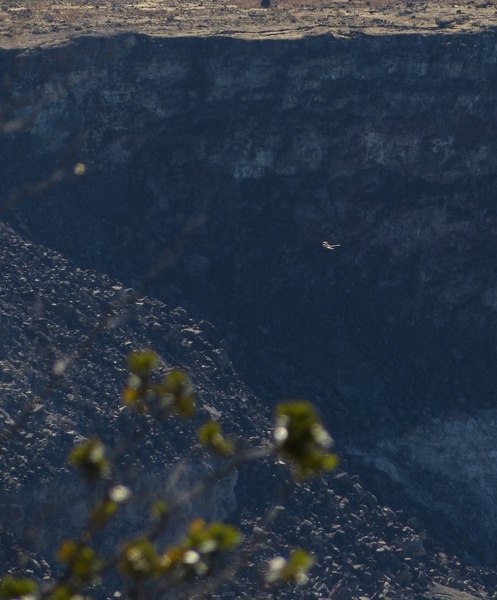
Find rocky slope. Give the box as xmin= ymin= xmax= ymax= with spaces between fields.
xmin=0 ymin=222 xmax=494 ymax=600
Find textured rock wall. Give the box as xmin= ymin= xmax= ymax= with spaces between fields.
xmin=3 ymin=30 xmax=497 ymax=551
xmin=351 ymin=409 xmax=497 ymax=563
xmin=3 ymin=33 xmax=497 ymax=174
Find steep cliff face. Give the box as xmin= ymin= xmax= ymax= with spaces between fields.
xmin=3 ymin=29 xmax=497 ymax=558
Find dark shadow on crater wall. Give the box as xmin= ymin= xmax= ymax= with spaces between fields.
xmin=3 ymin=30 xmax=497 ymax=444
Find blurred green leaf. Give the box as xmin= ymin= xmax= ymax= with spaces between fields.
xmin=160 ymin=546 xmax=183 ymax=571
xmin=274 ymin=401 xmax=338 ymax=479
xmin=197 ymin=421 xmax=233 ymax=455
xmin=0 ymin=576 xmax=37 ymax=600
xmin=56 ymin=541 xmax=101 ymax=581
xmin=127 ymin=351 xmax=158 ymax=376
xmin=68 ymin=437 xmax=110 ymax=481
xmin=119 ymin=539 xmax=163 ymax=578
xmin=151 ymin=500 xmax=168 ymax=518
xmin=155 ymin=520 xmax=241 ymax=580
xmin=90 ymin=500 xmax=118 ymax=527
xmin=266 ymin=548 xmax=315 ymax=585
xmin=122 ymin=386 xmax=140 ymax=407
xmin=44 ymin=585 xmax=76 ymax=600
xmin=184 ymin=519 xmax=241 ymax=553
xmin=157 ymin=369 xmax=195 ymax=417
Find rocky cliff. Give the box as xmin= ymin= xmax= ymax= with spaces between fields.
xmin=3 ymin=11 xmax=497 ymax=598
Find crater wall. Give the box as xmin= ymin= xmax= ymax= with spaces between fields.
xmin=3 ymin=30 xmax=497 ymax=557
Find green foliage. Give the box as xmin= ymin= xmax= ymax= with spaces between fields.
xmin=89 ymin=499 xmax=119 ymax=527
xmin=156 ymin=368 xmax=196 ymax=418
xmin=118 ymin=520 xmax=241 ymax=582
xmin=160 ymin=519 xmax=241 ymax=579
xmin=123 ymin=352 xmax=196 ymax=418
xmin=127 ymin=350 xmax=159 ymax=376
xmin=119 ymin=538 xmax=164 ymax=579
xmin=151 ymin=500 xmax=168 ymax=519
xmin=68 ymin=436 xmax=110 ymax=482
xmin=274 ymin=400 xmax=339 ymax=479
xmin=1 ymin=352 xmax=338 ymax=599
xmin=183 ymin=518 xmax=241 ymax=553
xmin=266 ymin=548 xmax=315 ymax=585
xmin=45 ymin=584 xmax=81 ymax=600
xmin=0 ymin=576 xmax=38 ymax=600
xmin=56 ymin=541 xmax=102 ymax=582
xmin=197 ymin=420 xmax=234 ymax=454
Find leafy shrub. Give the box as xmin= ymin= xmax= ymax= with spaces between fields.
xmin=0 ymin=351 xmax=338 ymax=600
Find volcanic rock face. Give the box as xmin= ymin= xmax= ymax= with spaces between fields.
xmin=2 ymin=24 xmax=497 ymax=597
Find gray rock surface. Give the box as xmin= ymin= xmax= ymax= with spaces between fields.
xmin=2 ymin=23 xmax=497 ymax=600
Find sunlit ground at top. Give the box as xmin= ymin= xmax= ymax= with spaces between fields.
xmin=2 ymin=0 xmax=497 ymax=48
